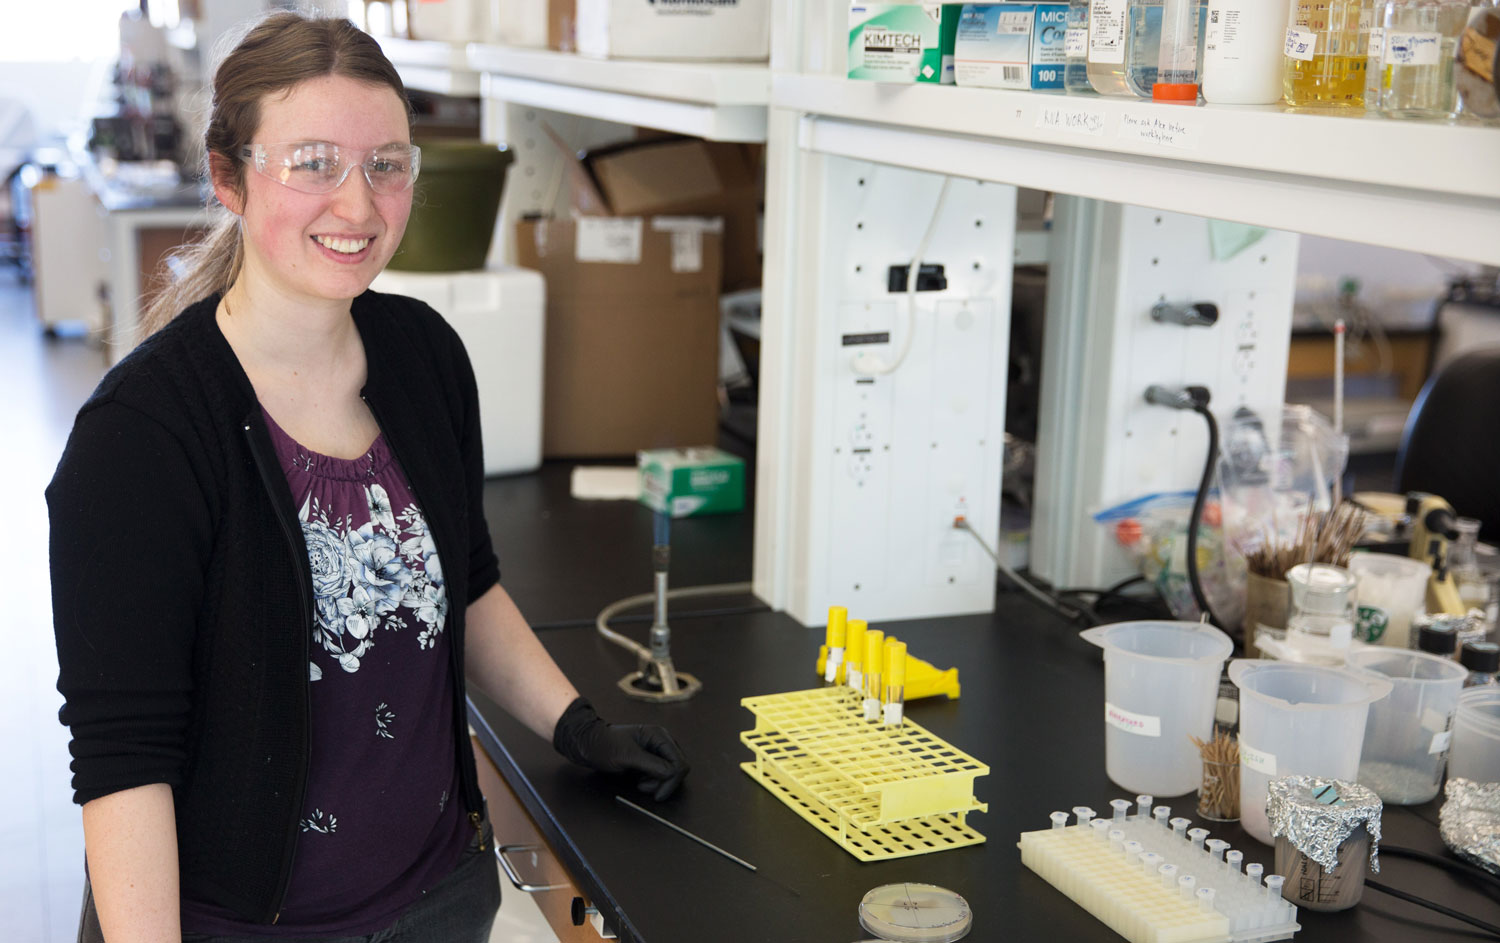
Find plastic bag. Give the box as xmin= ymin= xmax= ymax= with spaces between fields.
xmin=1218 ymin=405 xmax=1349 ymax=562
xmin=1093 ymin=492 xmax=1243 ymax=622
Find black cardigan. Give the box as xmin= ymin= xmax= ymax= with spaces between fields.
xmin=47 ymin=291 xmax=501 ymax=922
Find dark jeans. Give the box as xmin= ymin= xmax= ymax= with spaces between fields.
xmin=78 ymin=819 xmax=501 ymax=943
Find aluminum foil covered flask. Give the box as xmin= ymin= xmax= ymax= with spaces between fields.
xmin=1267 ymin=776 xmax=1382 ymax=912
xmin=1439 ymin=777 xmax=1500 ymax=876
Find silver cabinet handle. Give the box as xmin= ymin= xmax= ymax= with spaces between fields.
xmin=495 ymin=843 xmax=567 ymax=893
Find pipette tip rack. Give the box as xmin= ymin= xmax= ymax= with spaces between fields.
xmin=1019 ymin=798 xmax=1300 ymax=943
xmin=740 ymin=686 xmax=988 ymax=862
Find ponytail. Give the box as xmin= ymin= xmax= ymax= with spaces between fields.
xmin=138 ymin=209 xmax=243 ymax=339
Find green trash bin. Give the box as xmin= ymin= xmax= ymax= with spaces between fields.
xmin=388 ymin=140 xmax=513 ymax=272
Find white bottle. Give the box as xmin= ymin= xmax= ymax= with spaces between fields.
xmin=1200 ymin=0 xmax=1289 ymax=103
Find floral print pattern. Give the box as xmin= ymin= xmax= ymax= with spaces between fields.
xmin=299 ymin=484 xmax=446 ymax=676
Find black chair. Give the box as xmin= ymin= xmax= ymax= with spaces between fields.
xmin=1394 ymin=347 xmax=1500 ymax=543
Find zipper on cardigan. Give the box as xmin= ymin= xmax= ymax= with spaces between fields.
xmin=360 ymin=393 xmax=487 ymax=823
xmin=469 ymin=810 xmax=487 ymax=852
xmin=244 ymin=419 xmax=314 ymax=924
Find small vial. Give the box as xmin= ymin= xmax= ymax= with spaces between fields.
xmin=1246 ymin=862 xmax=1264 ymax=884
xmin=1135 ymin=794 xmax=1153 ymax=816
xmin=1188 ymin=827 xmax=1209 ymax=850
xmin=1159 ymin=863 xmax=1179 ymax=887
xmin=1170 ymin=817 xmax=1191 ymax=839
xmin=1205 ymin=838 xmax=1229 ymax=861
xmin=1073 ymin=806 xmax=1096 ymax=827
xmin=1140 ymin=852 xmax=1163 ymax=876
xmin=1197 ymin=886 xmax=1217 ymax=913
xmin=1111 ymin=798 xmax=1133 ymax=820
xmin=1050 ymin=811 xmax=1070 ymax=830
xmin=1265 ymin=874 xmax=1286 ymax=900
xmin=1153 ymin=806 xmax=1171 ymax=828
xmin=1108 ymin=829 xmax=1125 ymax=853
xmin=1226 ymin=850 xmax=1244 ymax=873
xmin=1123 ymin=840 xmax=1144 ymax=862
xmin=1091 ymin=819 xmax=1110 ymax=840
xmin=1178 ymin=874 xmax=1197 ymax=900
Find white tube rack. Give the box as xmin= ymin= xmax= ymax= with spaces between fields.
xmin=1019 ymin=800 xmax=1300 ymax=943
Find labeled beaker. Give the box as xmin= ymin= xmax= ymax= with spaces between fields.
xmin=1376 ymin=0 xmax=1472 ymax=117
xmin=1283 ymin=0 xmax=1373 ymax=107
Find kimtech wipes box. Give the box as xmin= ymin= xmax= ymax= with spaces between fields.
xmin=575 ymin=0 xmax=770 ymax=60
xmin=954 ymin=3 xmax=1068 ymax=90
xmin=639 ymin=447 xmax=746 ymax=518
xmin=848 ymin=4 xmax=962 ymax=83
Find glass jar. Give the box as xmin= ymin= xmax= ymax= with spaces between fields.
xmin=1450 ymin=517 xmax=1492 ymax=611
xmin=1285 ymin=563 xmax=1358 ymax=664
xmin=1066 ymin=0 xmax=1100 ymax=92
xmin=1283 ymin=0 xmax=1373 ymax=107
xmin=1089 ymin=0 xmax=1136 ymax=93
xmin=1124 ymin=0 xmax=1209 ymax=98
xmin=1376 ymin=0 xmax=1473 ymax=117
xmin=1455 ymin=3 xmax=1500 ymax=123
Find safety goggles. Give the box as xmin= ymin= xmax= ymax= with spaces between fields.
xmin=239 ymin=141 xmax=422 ymax=195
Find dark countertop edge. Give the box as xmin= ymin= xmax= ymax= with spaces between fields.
xmin=467 ymin=696 xmax=643 ymax=943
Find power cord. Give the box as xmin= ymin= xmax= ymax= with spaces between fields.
xmin=1365 ymin=879 xmax=1500 ymax=937
xmin=1144 ymin=385 xmax=1224 ymax=630
xmin=850 ymin=176 xmax=952 ymax=378
xmin=953 ymin=517 xmax=1087 ymax=623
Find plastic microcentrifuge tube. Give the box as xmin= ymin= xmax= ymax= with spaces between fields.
xmin=1205 ymin=839 xmax=1229 ymax=861
xmin=1171 ymin=817 xmax=1191 ymax=839
xmin=1153 ymin=0 xmax=1200 ymax=102
xmin=862 ymin=629 xmax=884 ymax=720
xmin=1109 ymin=829 xmax=1125 ymax=853
xmin=1140 ymin=852 xmax=1163 ymax=876
xmin=1246 ymin=863 xmax=1264 ymax=884
xmin=1188 ymin=828 xmax=1209 ymax=850
xmin=823 ymin=606 xmax=848 ymax=683
xmin=1178 ymin=874 xmax=1197 ymax=900
xmin=1123 ymin=840 xmax=1144 ymax=862
xmin=1074 ymin=806 xmax=1097 ymax=827
xmin=1197 ymin=887 xmax=1217 ymax=913
xmin=882 ymin=638 xmax=906 ymax=726
xmin=1226 ymin=850 xmax=1244 ymax=873
xmin=1153 ymin=806 xmax=1170 ymax=827
xmin=1111 ymin=798 xmax=1133 ymax=820
xmin=1265 ymin=874 xmax=1285 ymax=900
xmin=1090 ymin=820 xmax=1110 ymax=840
xmin=845 ymin=620 xmax=867 ymax=694
xmin=1051 ymin=811 xmax=1070 ymax=830
xmin=1135 ymin=795 xmax=1153 ymax=816
xmin=1159 ymin=863 xmax=1179 ymax=888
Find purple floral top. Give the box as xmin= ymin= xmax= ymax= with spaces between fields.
xmin=180 ymin=409 xmax=469 ymax=936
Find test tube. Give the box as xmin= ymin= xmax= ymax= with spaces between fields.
xmin=1153 ymin=0 xmax=1200 ymax=103
xmin=823 ymin=606 xmax=848 ymax=684
xmin=1073 ymin=806 xmax=1096 ymax=828
xmin=1188 ymin=828 xmax=1209 ymax=851
xmin=862 ymin=629 xmax=884 ymax=720
xmin=1135 ymin=795 xmax=1153 ymax=816
xmin=1265 ymin=874 xmax=1285 ymax=900
xmin=1050 ymin=811 xmax=1070 ymax=830
xmin=1205 ymin=839 xmax=1229 ymax=861
xmin=1123 ymin=840 xmax=1144 ymax=863
xmin=882 ymin=638 xmax=906 ymax=726
xmin=1153 ymin=806 xmax=1171 ymax=828
xmin=1159 ymin=863 xmax=1179 ymax=888
xmin=1170 ymin=817 xmax=1191 ymax=840
xmin=1178 ymin=874 xmax=1197 ymax=901
xmin=1225 ymin=850 xmax=1244 ymax=874
xmin=1246 ymin=863 xmax=1264 ymax=884
xmin=1140 ymin=852 xmax=1163 ymax=877
xmin=1108 ymin=829 xmax=1125 ymax=853
xmin=1110 ymin=798 xmax=1133 ymax=820
xmin=1090 ymin=820 xmax=1110 ymax=840
xmin=1196 ymin=887 xmax=1217 ymax=913
xmin=845 ymin=620 xmax=867 ymax=694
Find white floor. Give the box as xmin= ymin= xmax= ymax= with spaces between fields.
xmin=1 ymin=269 xmax=554 ymax=942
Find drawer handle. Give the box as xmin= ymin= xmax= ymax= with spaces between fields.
xmin=495 ymin=843 xmax=567 ymax=893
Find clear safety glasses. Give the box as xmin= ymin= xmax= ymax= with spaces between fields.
xmin=239 ymin=142 xmax=422 ymax=195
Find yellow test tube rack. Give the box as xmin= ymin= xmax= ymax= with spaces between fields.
xmin=740 ymin=685 xmax=988 ymax=862
xmin=816 ymin=643 xmax=960 ymax=701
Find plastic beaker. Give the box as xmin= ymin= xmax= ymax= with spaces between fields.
xmin=1081 ymin=621 xmax=1234 ymax=796
xmin=1349 ymin=648 xmax=1467 ymax=804
xmin=1347 ymin=553 xmax=1431 ymax=649
xmin=1450 ymin=688 xmax=1500 ymax=784
xmin=1229 ymin=659 xmax=1393 ymax=843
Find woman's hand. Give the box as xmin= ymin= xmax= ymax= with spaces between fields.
xmin=551 ymin=698 xmax=690 ymax=801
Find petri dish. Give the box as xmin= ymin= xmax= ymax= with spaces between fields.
xmin=858 ymin=883 xmax=972 ymax=942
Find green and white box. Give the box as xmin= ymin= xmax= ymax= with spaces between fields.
xmin=848 ymin=4 xmax=961 ymax=83
xmin=638 ymin=447 xmax=746 ymax=518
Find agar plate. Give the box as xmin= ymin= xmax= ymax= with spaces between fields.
xmin=858 ymin=883 xmax=972 ymax=942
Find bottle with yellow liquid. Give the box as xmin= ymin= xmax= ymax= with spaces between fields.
xmin=1283 ymin=0 xmax=1373 ymax=107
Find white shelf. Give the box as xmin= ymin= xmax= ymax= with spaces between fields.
xmin=379 ymin=37 xmax=481 ymax=96
xmin=467 ymin=44 xmax=769 ymax=142
xmin=775 ymin=74 xmax=1500 ymax=266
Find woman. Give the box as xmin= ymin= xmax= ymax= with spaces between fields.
xmin=48 ymin=13 xmax=687 ymax=942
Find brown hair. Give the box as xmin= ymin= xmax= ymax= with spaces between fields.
xmin=139 ymin=12 xmax=410 ymax=337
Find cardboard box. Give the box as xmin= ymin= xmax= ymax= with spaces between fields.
xmin=954 ymin=4 xmax=1068 ymax=90
xmin=638 ymin=447 xmax=746 ymax=518
xmin=574 ymin=0 xmax=770 ymax=60
xmin=848 ymin=4 xmax=961 ymax=83
xmin=583 ymin=138 xmax=761 ymax=292
xmin=515 ymin=217 xmax=723 ymax=457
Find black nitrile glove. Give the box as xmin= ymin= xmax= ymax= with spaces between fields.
xmin=552 ymin=697 xmax=689 ymax=801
